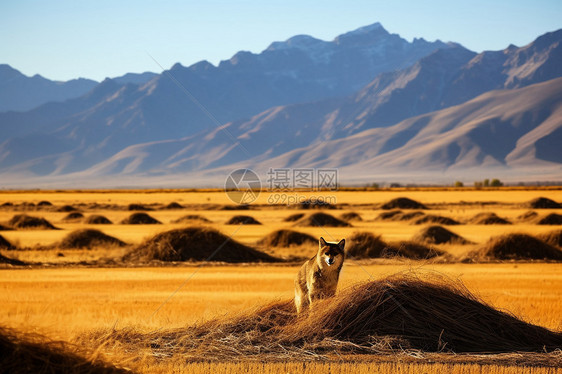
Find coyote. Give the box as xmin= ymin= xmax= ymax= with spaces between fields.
xmin=294 ymin=237 xmax=345 ymax=314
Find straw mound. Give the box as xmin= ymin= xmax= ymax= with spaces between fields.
xmin=56 ymin=205 xmax=79 ymax=212
xmin=59 ymin=229 xmax=127 ymax=249
xmin=517 ymin=211 xmax=538 ymax=222
xmin=470 ymin=234 xmax=562 ymax=261
xmin=128 ymin=203 xmax=153 ymax=211
xmin=120 ymin=213 xmax=161 ymax=225
xmin=219 ymin=204 xmax=250 ymax=211
xmin=0 ymin=326 xmax=126 ymax=374
xmin=258 ymin=230 xmax=317 ymax=248
xmin=84 ymin=215 xmax=113 ymax=224
xmin=412 ymin=225 xmax=470 ymax=245
xmin=225 ymin=215 xmax=262 ymax=225
xmin=1 ymin=202 xmax=13 ymax=207
xmin=293 ymin=213 xmax=351 ymax=227
xmin=163 ymin=202 xmax=183 ymax=210
xmin=0 ymin=234 xmax=15 ymax=249
xmin=347 ymin=232 xmax=443 ymax=259
xmin=0 ymin=253 xmax=25 ymax=265
xmin=376 ymin=210 xmax=424 ymax=221
xmin=0 ymin=224 xmax=13 ymax=231
xmin=172 ymin=215 xmax=211 ymax=224
xmin=468 ymin=212 xmax=511 ymax=225
xmin=294 ymin=199 xmax=336 ymax=209
xmin=412 ymin=215 xmax=460 ymax=225
xmin=8 ymin=214 xmax=58 ymax=230
xmin=101 ymin=275 xmax=562 ymax=360
xmin=538 ymin=230 xmax=562 ymax=247
xmin=125 ymin=227 xmax=280 ymax=263
xmin=340 ymin=212 xmax=363 ymax=221
xmin=37 ymin=201 xmax=52 ymax=207
xmin=537 ymin=213 xmax=562 ymax=225
xmin=283 ymin=213 xmax=304 ymax=222
xmin=527 ymin=197 xmax=561 ymax=209
xmin=380 ymin=197 xmax=427 ymax=210
xmin=62 ymin=212 xmax=84 ymax=222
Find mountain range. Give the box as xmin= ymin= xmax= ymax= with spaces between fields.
xmin=1 ymin=23 xmax=561 ymax=187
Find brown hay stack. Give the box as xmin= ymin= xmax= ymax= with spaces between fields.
xmin=471 ymin=233 xmax=562 ymax=261
xmin=538 ymin=230 xmax=562 ymax=247
xmin=0 ymin=326 xmax=126 ymax=373
xmin=127 ymin=203 xmax=154 ymax=211
xmin=37 ymin=200 xmax=52 ymax=207
xmin=283 ymin=213 xmax=304 ymax=222
xmin=84 ymin=215 xmax=113 ymax=224
xmin=125 ymin=227 xmax=279 ymax=263
xmin=376 ymin=210 xmax=425 ymax=221
xmin=163 ymin=202 xmax=183 ymax=210
xmin=294 ymin=199 xmax=336 ymax=209
xmin=412 ymin=215 xmax=460 ymax=225
xmin=120 ymin=212 xmax=161 ymax=225
xmin=347 ymin=232 xmax=443 ymax=259
xmin=172 ymin=215 xmax=211 ymax=224
xmin=412 ymin=225 xmax=470 ymax=245
xmin=8 ymin=214 xmax=58 ymax=230
xmin=380 ymin=197 xmax=427 ymax=210
xmin=293 ymin=212 xmax=351 ymax=227
xmin=527 ymin=197 xmax=561 ymax=209
xmin=537 ymin=213 xmax=562 ymax=225
xmin=258 ymin=230 xmax=317 ymax=248
xmin=0 ymin=234 xmax=15 ymax=249
xmin=62 ymin=212 xmax=85 ymax=222
xmin=59 ymin=229 xmax=127 ymax=249
xmin=56 ymin=205 xmax=79 ymax=212
xmin=468 ymin=212 xmax=511 ymax=225
xmin=0 ymin=224 xmax=13 ymax=231
xmin=225 ymin=215 xmax=262 ymax=225
xmin=105 ymin=274 xmax=562 ymax=358
xmin=339 ymin=212 xmax=363 ymax=221
xmin=517 ymin=210 xmax=538 ymax=222
xmin=0 ymin=253 xmax=25 ymax=266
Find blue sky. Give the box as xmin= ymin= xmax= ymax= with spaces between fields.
xmin=1 ymin=0 xmax=561 ymax=81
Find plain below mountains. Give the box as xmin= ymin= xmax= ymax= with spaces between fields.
xmin=0 ymin=24 xmax=561 ymax=186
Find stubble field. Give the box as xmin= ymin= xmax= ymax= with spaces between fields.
xmin=0 ymin=188 xmax=561 ymax=373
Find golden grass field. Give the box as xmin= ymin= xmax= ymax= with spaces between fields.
xmin=1 ymin=188 xmax=562 ymax=373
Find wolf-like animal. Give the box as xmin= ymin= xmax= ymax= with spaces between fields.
xmin=294 ymin=237 xmax=345 ymax=314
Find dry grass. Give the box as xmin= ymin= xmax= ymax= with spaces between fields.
xmin=468 ymin=212 xmax=512 ymax=225
xmin=467 ymin=234 xmax=562 ymax=262
xmin=538 ymin=230 xmax=562 ymax=247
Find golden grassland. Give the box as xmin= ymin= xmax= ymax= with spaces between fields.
xmin=0 ymin=188 xmax=561 ymax=373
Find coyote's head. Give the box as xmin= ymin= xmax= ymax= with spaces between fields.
xmin=318 ymin=237 xmax=345 ymax=267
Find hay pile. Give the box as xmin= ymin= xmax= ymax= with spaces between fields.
xmin=468 ymin=212 xmax=511 ymax=225
xmin=527 ymin=197 xmax=561 ymax=209
xmin=380 ymin=197 xmax=427 ymax=210
xmin=339 ymin=212 xmax=363 ymax=221
xmin=56 ymin=205 xmax=79 ymax=212
xmin=0 ymin=326 xmax=126 ymax=374
xmin=347 ymin=232 xmax=442 ymax=259
xmin=163 ymin=202 xmax=183 ymax=210
xmin=125 ymin=227 xmax=279 ymax=263
xmin=37 ymin=201 xmax=52 ymax=207
xmin=538 ymin=230 xmax=562 ymax=247
xmin=517 ymin=211 xmax=538 ymax=222
xmin=62 ymin=212 xmax=84 ymax=222
xmin=225 ymin=215 xmax=262 ymax=225
xmin=8 ymin=214 xmax=58 ymax=230
xmin=469 ymin=234 xmax=562 ymax=261
xmin=376 ymin=210 xmax=425 ymax=221
xmin=412 ymin=215 xmax=460 ymax=225
xmin=99 ymin=274 xmax=562 ymax=360
xmin=128 ymin=203 xmax=154 ymax=211
xmin=283 ymin=213 xmax=304 ymax=222
xmin=85 ymin=215 xmax=113 ymax=224
xmin=537 ymin=213 xmax=562 ymax=225
xmin=258 ymin=230 xmax=317 ymax=248
xmin=120 ymin=213 xmax=161 ymax=225
xmin=0 ymin=234 xmax=15 ymax=249
xmin=172 ymin=215 xmax=211 ymax=223
xmin=294 ymin=199 xmax=336 ymax=209
xmin=412 ymin=225 xmax=470 ymax=245
xmin=0 ymin=224 xmax=12 ymax=231
xmin=59 ymin=229 xmax=127 ymax=249
xmin=0 ymin=253 xmax=25 ymax=266
xmin=293 ymin=213 xmax=351 ymax=227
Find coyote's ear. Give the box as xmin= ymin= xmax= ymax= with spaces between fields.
xmin=319 ymin=237 xmax=327 ymax=248
xmin=338 ymin=239 xmax=345 ymax=250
